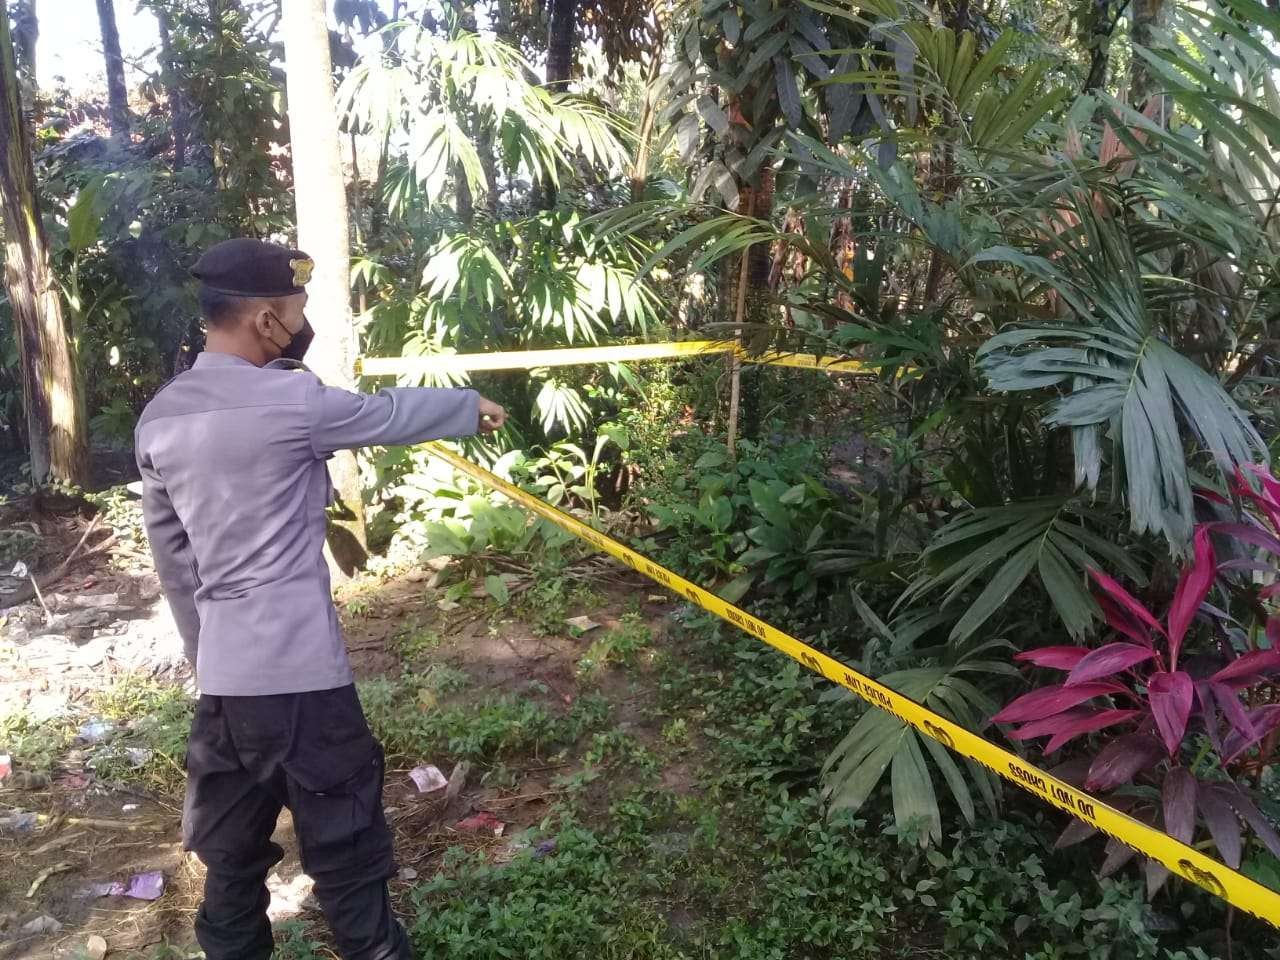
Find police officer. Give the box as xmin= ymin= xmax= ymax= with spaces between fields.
xmin=135 ymin=238 xmax=507 ymax=960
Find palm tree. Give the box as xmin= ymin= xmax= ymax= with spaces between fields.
xmin=0 ymin=7 xmax=89 ymax=484
xmin=281 ymin=0 xmax=367 ymax=573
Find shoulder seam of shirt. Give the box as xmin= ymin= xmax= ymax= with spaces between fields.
xmin=139 ymin=400 xmax=308 ymax=426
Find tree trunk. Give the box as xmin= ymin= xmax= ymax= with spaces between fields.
xmin=540 ymin=0 xmax=576 ymax=208
xmin=155 ymin=8 xmax=188 ymax=170
xmin=95 ymin=0 xmax=130 ymax=141
xmin=545 ymin=0 xmax=576 ymax=88
xmin=1 ymin=10 xmax=90 ymax=485
xmin=12 ymin=0 xmax=37 ymax=128
xmin=739 ymin=167 xmax=774 ymax=444
xmin=1130 ymin=0 xmax=1168 ymax=110
xmin=281 ymin=0 xmax=368 ymax=576
xmin=453 ymin=1 xmax=479 ymax=226
xmin=1082 ymin=0 xmax=1113 ymax=93
xmin=12 ymin=1 xmax=36 ymax=89
xmin=629 ymin=32 xmax=664 ymax=203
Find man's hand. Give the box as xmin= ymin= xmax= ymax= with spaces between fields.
xmin=478 ymin=396 xmax=506 ymax=433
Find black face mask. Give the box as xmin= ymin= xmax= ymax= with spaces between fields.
xmin=280 ymin=317 xmax=315 ymax=363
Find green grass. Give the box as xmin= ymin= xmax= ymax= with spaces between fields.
xmin=0 ymin=708 xmax=76 ymax=777
xmin=359 ymin=672 xmax=611 ymax=762
xmin=89 ymin=676 xmax=194 ymax=793
xmin=390 ymin=620 xmax=446 ymax=661
xmin=578 ymin=612 xmax=652 ymax=677
xmin=401 ymin=611 xmax=1262 ymax=960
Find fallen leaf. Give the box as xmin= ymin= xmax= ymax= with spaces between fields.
xmin=27 ymin=862 xmax=74 ymax=898
xmin=566 ymin=616 xmax=600 ymax=634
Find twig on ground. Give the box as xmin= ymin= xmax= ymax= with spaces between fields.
xmin=1 ymin=517 xmax=116 ymax=611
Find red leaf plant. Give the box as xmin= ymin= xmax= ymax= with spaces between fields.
xmin=994 ymin=497 xmax=1280 ymax=895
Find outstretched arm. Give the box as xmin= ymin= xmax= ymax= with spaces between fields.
xmin=308 ymin=382 xmax=505 ymax=455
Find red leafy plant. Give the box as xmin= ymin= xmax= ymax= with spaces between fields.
xmin=993 ymin=467 xmax=1280 ymax=894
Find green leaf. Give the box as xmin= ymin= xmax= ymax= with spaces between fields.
xmin=67 ymin=183 xmax=101 ymax=253
xmin=485 ymin=574 xmax=510 ymax=606
xmin=892 ymin=733 xmax=942 ymax=845
xmin=948 ymin=538 xmax=1039 ymax=642
xmin=696 ymin=95 xmax=730 ymax=135
xmin=718 ymin=571 xmax=756 ymax=603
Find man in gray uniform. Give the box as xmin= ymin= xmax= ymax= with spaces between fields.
xmin=136 ymin=238 xmax=506 ymax=960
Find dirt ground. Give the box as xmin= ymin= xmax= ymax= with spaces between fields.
xmin=0 ymin=498 xmax=679 ymax=958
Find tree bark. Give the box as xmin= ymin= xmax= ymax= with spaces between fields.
xmin=1130 ymin=0 xmax=1167 ymax=109
xmin=453 ymin=2 xmax=478 ymax=226
xmin=540 ymin=0 xmax=576 ymax=208
xmin=12 ymin=0 xmax=37 ymax=127
xmin=12 ymin=0 xmax=36 ymax=89
xmin=155 ymin=7 xmax=188 ymax=170
xmin=629 ymin=31 xmax=664 ymax=203
xmin=545 ymin=0 xmax=576 ymax=89
xmin=1 ymin=10 xmax=90 ymax=485
xmin=281 ymin=0 xmax=368 ymax=576
xmin=95 ymin=0 xmax=130 ymax=141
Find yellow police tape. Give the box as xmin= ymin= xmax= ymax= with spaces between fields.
xmin=356 ymin=341 xmax=876 ymax=377
xmin=425 ymin=441 xmax=1280 ymax=926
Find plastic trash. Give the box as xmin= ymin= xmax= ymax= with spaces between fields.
xmin=76 ymin=719 xmax=114 ymax=744
xmin=78 ymin=881 xmax=126 ymax=898
xmin=534 ymin=838 xmax=557 ymax=859
xmin=0 ymin=811 xmax=38 ymax=833
xmin=125 ymin=747 xmax=153 ymax=767
xmin=566 ymin=616 xmax=600 ymax=633
xmin=85 ymin=935 xmax=108 ymax=960
xmin=455 ymin=811 xmax=504 ymax=836
xmin=0 ymin=753 xmax=11 ymax=781
xmin=121 ymin=803 xmax=139 ymax=814
xmin=124 ymin=871 xmax=165 ymax=900
xmin=408 ymin=764 xmax=448 ymax=793
xmin=266 ymin=872 xmax=316 ymax=921
xmin=20 ymin=915 xmax=62 ymax=934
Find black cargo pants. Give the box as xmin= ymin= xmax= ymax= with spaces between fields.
xmin=183 ymin=684 xmax=411 ymax=960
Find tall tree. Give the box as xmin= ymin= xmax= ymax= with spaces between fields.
xmin=1 ymin=7 xmax=89 ymax=483
xmin=95 ymin=0 xmax=130 ymax=140
xmin=545 ymin=0 xmax=576 ymax=88
xmin=11 ymin=0 xmax=34 ymax=86
xmin=281 ymin=0 xmax=367 ymax=574
xmin=1130 ymin=0 xmax=1168 ymax=109
xmin=153 ymin=6 xmax=187 ymax=169
xmin=538 ymin=0 xmax=576 ymax=208
xmin=11 ymin=0 xmax=36 ymax=128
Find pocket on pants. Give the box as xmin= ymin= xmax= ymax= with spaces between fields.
xmin=284 ymin=737 xmax=383 ymax=852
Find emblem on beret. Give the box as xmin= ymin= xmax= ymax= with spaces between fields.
xmin=289 ymin=257 xmax=315 ymax=287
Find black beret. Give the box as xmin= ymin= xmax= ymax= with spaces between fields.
xmin=191 ymin=238 xmax=314 ymax=298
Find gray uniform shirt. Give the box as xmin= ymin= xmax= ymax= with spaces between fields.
xmin=135 ymin=350 xmax=479 ymax=695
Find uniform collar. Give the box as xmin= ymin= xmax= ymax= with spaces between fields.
xmin=193 ymin=351 xmax=259 ymax=370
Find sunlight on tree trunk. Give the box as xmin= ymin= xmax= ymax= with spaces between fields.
xmin=1 ymin=10 xmax=89 ymax=485
xmin=281 ymin=0 xmax=368 ymax=576
xmin=95 ymin=0 xmax=130 ymax=141
xmin=628 ymin=29 xmax=664 ymax=204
